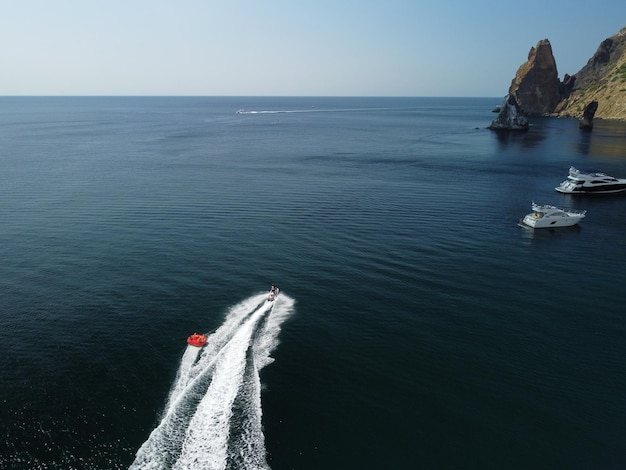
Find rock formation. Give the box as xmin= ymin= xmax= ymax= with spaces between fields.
xmin=554 ymin=27 xmax=626 ymax=119
xmin=579 ymin=100 xmax=598 ymax=130
xmin=487 ymin=94 xmax=529 ymax=131
xmin=559 ymin=73 xmax=576 ymax=99
xmin=501 ymin=26 xmax=626 ymax=120
xmin=509 ymin=39 xmax=561 ymax=115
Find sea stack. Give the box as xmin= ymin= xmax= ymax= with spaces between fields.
xmin=579 ymin=100 xmax=599 ymax=130
xmin=487 ymin=94 xmax=529 ymax=131
xmin=509 ymin=39 xmax=561 ymax=115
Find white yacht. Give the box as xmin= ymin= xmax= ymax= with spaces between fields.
xmin=519 ymin=203 xmax=586 ymax=229
xmin=555 ymin=167 xmax=626 ymax=194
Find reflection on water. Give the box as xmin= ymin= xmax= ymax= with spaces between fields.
xmin=492 ymin=126 xmax=547 ymax=149
xmin=582 ymin=119 xmax=626 ymax=158
xmin=577 ymin=131 xmax=593 ymax=155
xmin=489 ymin=115 xmax=626 ymax=162
xmin=518 ymin=223 xmax=583 ymax=241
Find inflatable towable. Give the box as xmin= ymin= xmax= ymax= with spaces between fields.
xmin=187 ymin=333 xmax=207 ymax=347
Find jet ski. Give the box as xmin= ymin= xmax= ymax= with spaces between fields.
xmin=267 ymin=285 xmax=280 ymax=301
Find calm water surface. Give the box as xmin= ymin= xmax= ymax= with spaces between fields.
xmin=0 ymin=97 xmax=625 ymax=469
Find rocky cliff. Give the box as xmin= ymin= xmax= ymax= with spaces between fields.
xmin=508 ymin=26 xmax=626 ymax=120
xmin=554 ymin=27 xmax=626 ymax=119
xmin=509 ymin=39 xmax=561 ymax=115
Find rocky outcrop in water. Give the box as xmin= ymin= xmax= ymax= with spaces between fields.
xmin=509 ymin=39 xmax=561 ymax=115
xmin=579 ymin=100 xmax=598 ymax=130
xmin=487 ymin=94 xmax=529 ymax=131
xmin=502 ymin=26 xmax=626 ymax=120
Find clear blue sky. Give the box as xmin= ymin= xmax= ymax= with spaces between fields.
xmin=2 ymin=0 xmax=624 ymax=97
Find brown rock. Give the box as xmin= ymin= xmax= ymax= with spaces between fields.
xmin=553 ymin=26 xmax=626 ymax=120
xmin=509 ymin=39 xmax=561 ymax=115
xmin=496 ymin=26 xmax=626 ymax=122
xmin=592 ymin=38 xmax=614 ymax=66
xmin=579 ymin=101 xmax=598 ymax=130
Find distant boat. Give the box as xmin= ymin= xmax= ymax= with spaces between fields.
xmin=236 ymin=109 xmax=245 ymax=114
xmin=518 ymin=202 xmax=586 ymax=229
xmin=187 ymin=333 xmax=207 ymax=348
xmin=555 ymin=166 xmax=626 ymax=194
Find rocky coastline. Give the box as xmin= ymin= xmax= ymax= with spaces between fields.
xmin=490 ymin=25 xmax=626 ymax=130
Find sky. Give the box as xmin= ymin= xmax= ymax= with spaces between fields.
xmin=1 ymin=0 xmax=625 ymax=97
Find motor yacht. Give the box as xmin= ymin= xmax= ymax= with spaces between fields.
xmin=519 ymin=202 xmax=586 ymax=229
xmin=555 ymin=167 xmax=626 ymax=194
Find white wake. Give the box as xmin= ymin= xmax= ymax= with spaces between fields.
xmin=130 ymin=293 xmax=295 ymax=470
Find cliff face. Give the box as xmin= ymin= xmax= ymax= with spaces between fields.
xmin=509 ymin=39 xmax=561 ymax=115
xmin=554 ymin=27 xmax=626 ymax=119
xmin=508 ymin=26 xmax=626 ymax=120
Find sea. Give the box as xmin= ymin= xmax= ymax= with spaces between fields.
xmin=0 ymin=96 xmax=625 ymax=470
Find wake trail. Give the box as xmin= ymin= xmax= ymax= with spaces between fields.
xmin=237 ymin=106 xmax=402 ymax=115
xmin=165 ymin=295 xmax=266 ymax=410
xmin=130 ymin=293 xmax=294 ymax=470
xmin=172 ymin=307 xmax=267 ymax=469
xmin=166 ymin=346 xmax=201 ymax=409
xmin=226 ymin=346 xmax=267 ymax=470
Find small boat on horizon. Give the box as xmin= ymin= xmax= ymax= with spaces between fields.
xmin=187 ymin=333 xmax=207 ymax=348
xmin=519 ymin=202 xmax=586 ymax=229
xmin=555 ymin=167 xmax=626 ymax=194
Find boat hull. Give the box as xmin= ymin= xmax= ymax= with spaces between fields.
xmin=519 ymin=202 xmax=586 ymax=229
xmin=520 ymin=214 xmax=584 ymax=229
xmin=555 ymin=185 xmax=626 ymax=194
xmin=555 ymin=167 xmax=626 ymax=194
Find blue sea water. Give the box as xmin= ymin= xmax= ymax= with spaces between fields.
xmin=0 ymin=96 xmax=625 ymax=469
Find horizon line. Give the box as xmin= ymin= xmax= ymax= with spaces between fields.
xmin=0 ymin=94 xmax=504 ymax=99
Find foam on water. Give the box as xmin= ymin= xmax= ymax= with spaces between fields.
xmin=166 ymin=347 xmax=201 ymax=410
xmin=130 ymin=293 xmax=293 ymax=470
